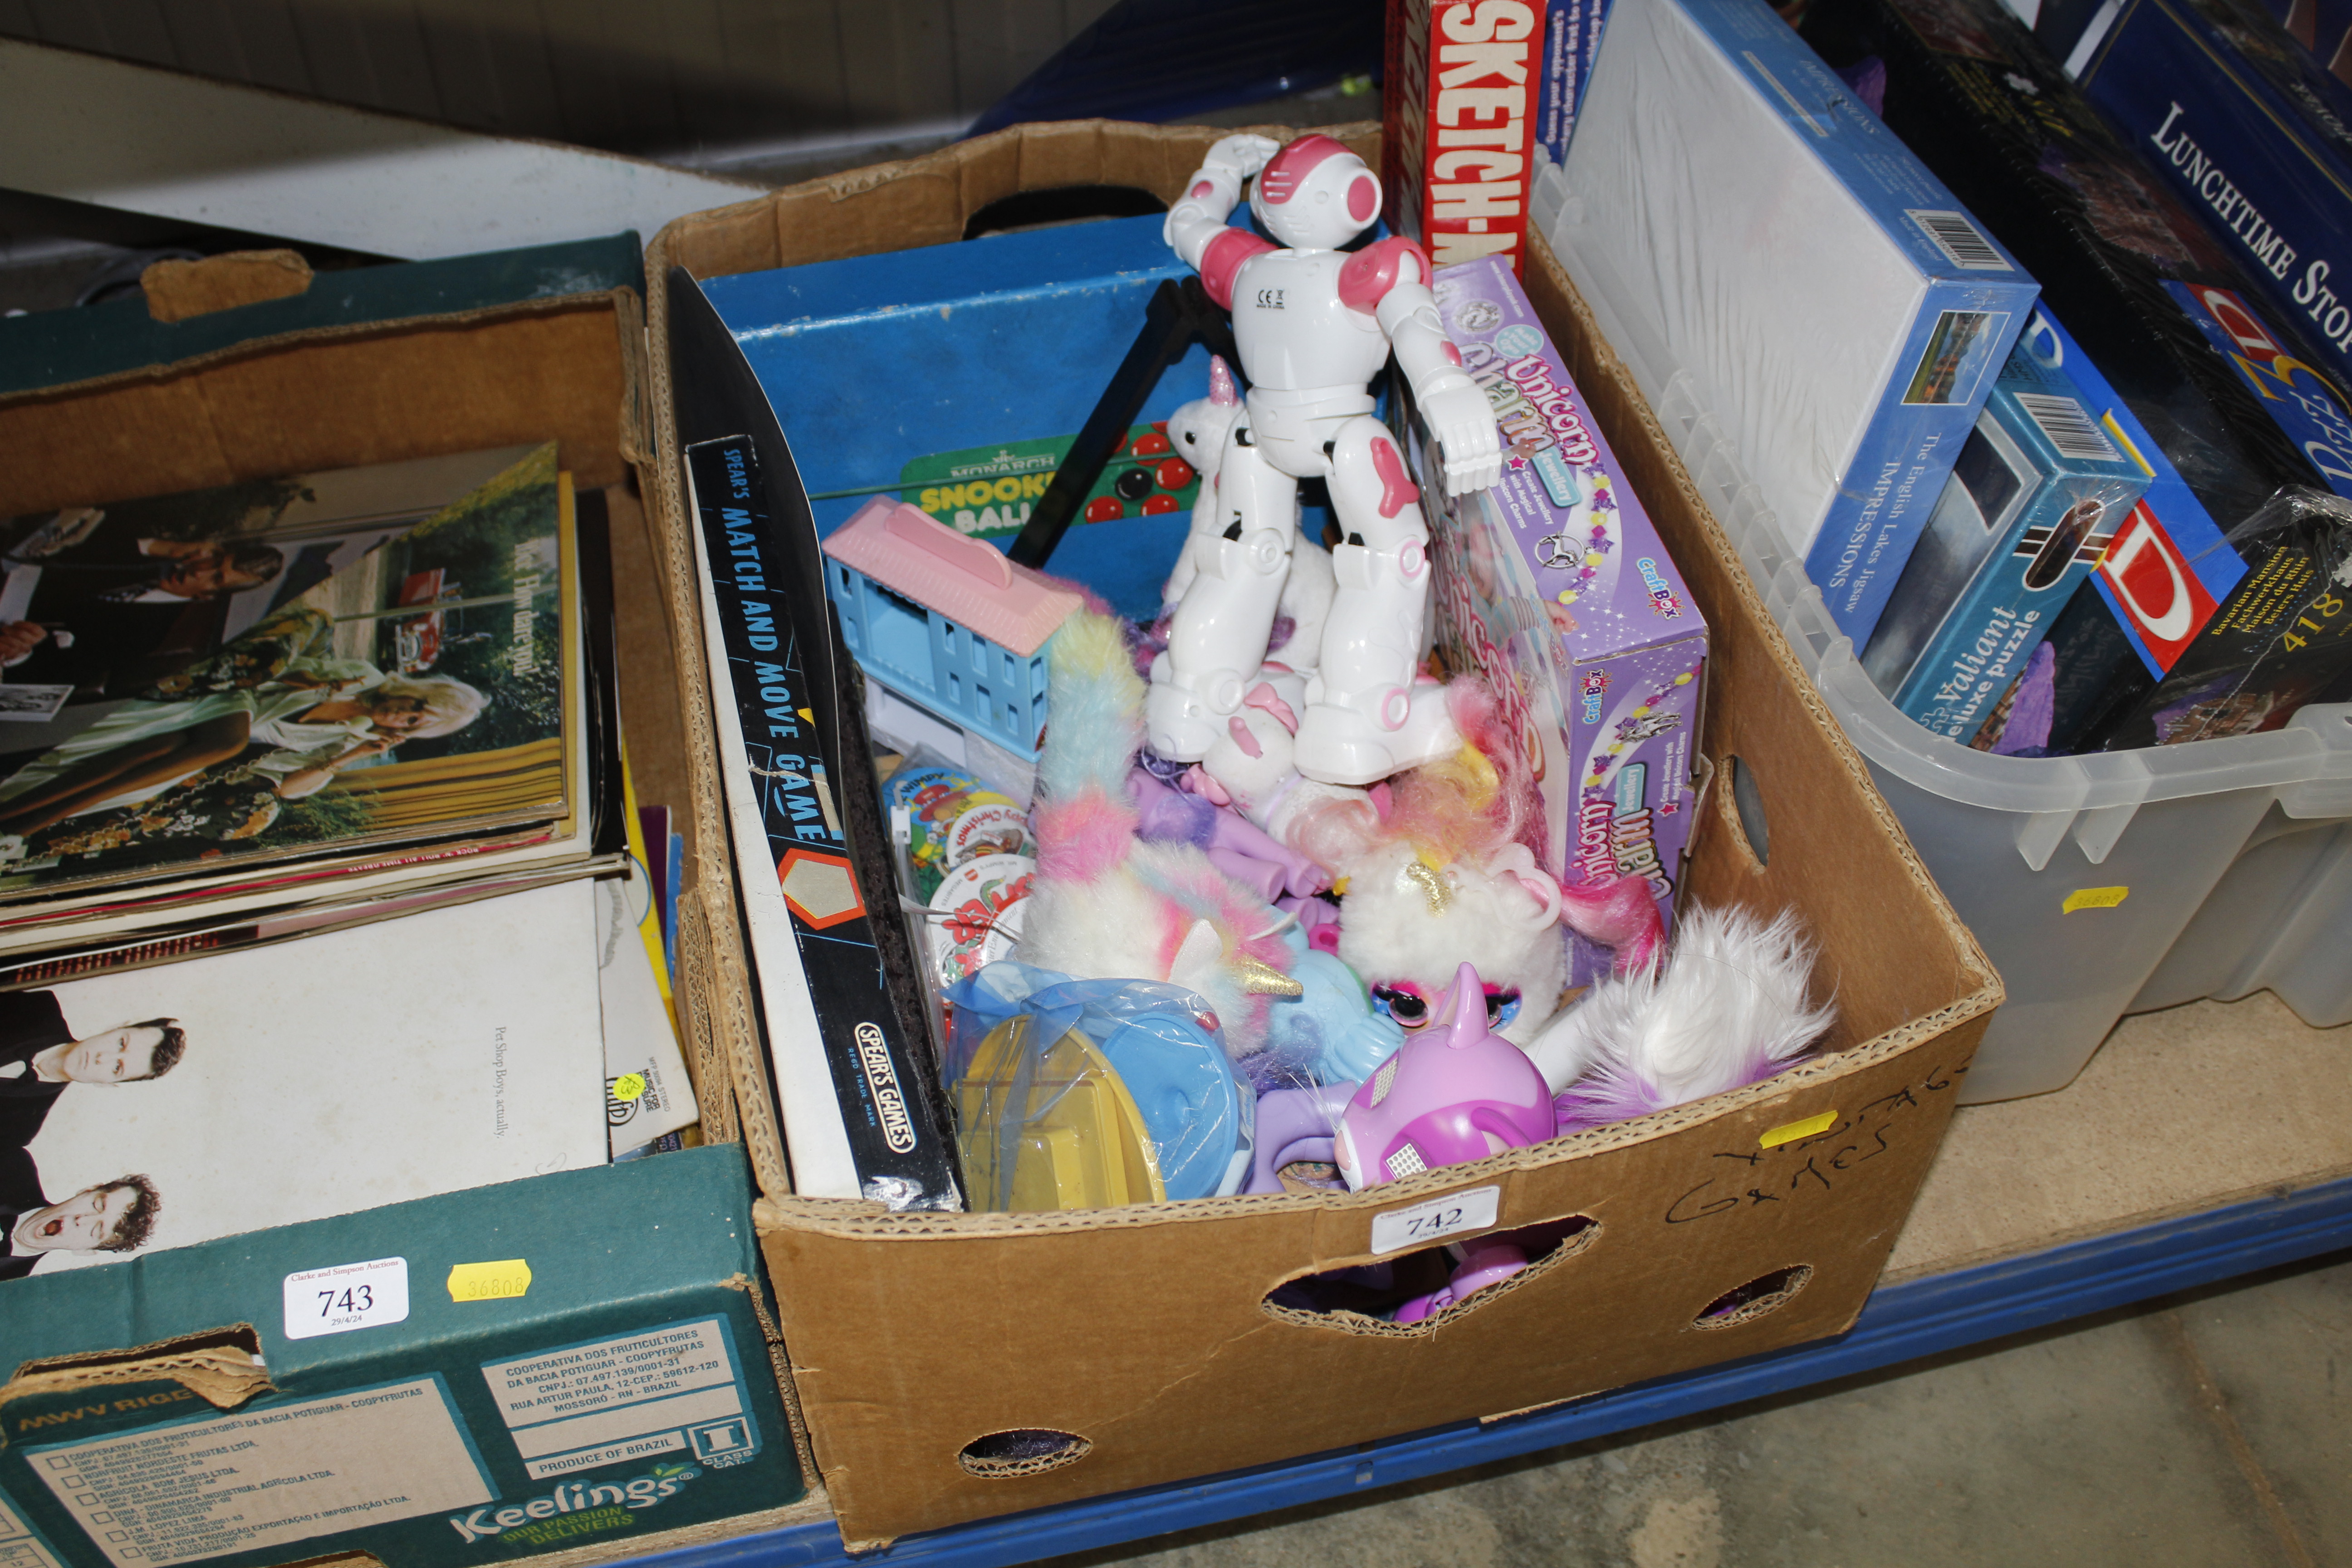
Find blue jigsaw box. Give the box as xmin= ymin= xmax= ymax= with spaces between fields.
xmin=1862 ymin=306 xmax=2151 ymax=739
xmin=701 ymin=214 xmax=1234 ymax=623
xmin=1557 ymin=0 xmax=2043 ymax=645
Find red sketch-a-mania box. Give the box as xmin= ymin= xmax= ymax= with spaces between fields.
xmin=1384 ymin=0 xmax=1544 ymax=274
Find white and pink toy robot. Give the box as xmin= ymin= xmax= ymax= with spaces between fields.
xmin=1160 ymin=356 xmax=1336 ymax=674
xmin=1149 ymin=133 xmax=1504 ymax=786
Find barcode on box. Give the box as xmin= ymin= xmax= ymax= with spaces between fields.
xmin=1908 ymin=208 xmax=2008 ymax=271
xmin=2014 ymin=392 xmax=2120 ymax=461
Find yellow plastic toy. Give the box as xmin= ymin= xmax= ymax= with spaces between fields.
xmin=954 ymin=1017 xmax=1165 ymax=1211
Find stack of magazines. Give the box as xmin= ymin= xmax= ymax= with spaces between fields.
xmin=0 ymin=445 xmax=698 ymax=1284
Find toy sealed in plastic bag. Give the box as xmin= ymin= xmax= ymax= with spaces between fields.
xmin=945 ymin=965 xmax=1254 ymax=1210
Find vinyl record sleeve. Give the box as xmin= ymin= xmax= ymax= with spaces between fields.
xmin=0 ymin=446 xmax=580 ymax=903
xmin=7 ymin=880 xmax=608 ymax=1280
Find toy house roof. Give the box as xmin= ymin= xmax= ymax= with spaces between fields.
xmin=821 ymin=497 xmax=1084 ymax=657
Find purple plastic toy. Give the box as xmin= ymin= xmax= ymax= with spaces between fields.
xmin=1245 ymin=963 xmax=1559 ymax=1323
xmin=1129 ymin=768 xmax=1329 ymax=901
xmin=1333 ymin=962 xmax=1557 ymax=1190
xmin=1246 ymin=1081 xmax=1356 ymax=1194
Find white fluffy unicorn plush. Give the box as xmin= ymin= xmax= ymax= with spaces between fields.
xmin=1278 ymin=681 xmax=1557 ymax=1046
xmin=1533 ymin=904 xmax=1834 ymax=1121
xmin=1160 ymin=355 xmax=1336 ymax=670
xmin=1020 ymin=610 xmax=1301 ymax=1058
xmin=1284 ymin=680 xmax=1667 ymax=1049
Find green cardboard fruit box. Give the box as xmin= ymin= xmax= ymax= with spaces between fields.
xmin=0 ymin=1148 xmax=799 ymax=1568
xmin=0 ymin=241 xmax=813 ymax=1566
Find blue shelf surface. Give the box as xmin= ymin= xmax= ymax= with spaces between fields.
xmin=965 ymin=0 xmax=1382 ymax=140
xmin=632 ymin=1174 xmax=2352 ymax=1567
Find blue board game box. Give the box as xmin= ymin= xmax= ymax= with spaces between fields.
xmin=1557 ymin=0 xmax=2041 ymax=646
xmin=700 ymin=214 xmax=1235 ymax=622
xmin=2061 ymin=0 xmax=2352 ymax=414
xmin=1535 ymin=0 xmax=1616 ymax=164
xmin=1864 ymin=306 xmax=2151 ymax=737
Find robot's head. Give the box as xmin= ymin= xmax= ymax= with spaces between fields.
xmin=1250 ymin=134 xmax=1381 ymax=250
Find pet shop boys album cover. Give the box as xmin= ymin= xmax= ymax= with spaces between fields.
xmin=2 ymin=881 xmax=608 ymax=1282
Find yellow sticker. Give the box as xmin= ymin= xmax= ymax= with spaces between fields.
xmin=1759 ymin=1110 xmax=1839 ymax=1149
xmin=447 ymin=1260 xmax=531 ymax=1302
xmin=611 ymin=1072 xmax=647 ymax=1102
xmin=2062 ymin=886 xmax=2131 ymax=913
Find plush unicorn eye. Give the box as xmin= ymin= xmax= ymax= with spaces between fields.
xmin=1371 ymin=984 xmax=1430 ymax=1027
xmin=1483 ymin=987 xmax=1522 ymax=1030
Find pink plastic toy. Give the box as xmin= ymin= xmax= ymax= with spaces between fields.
xmin=1246 ymin=963 xmax=1558 ymax=1323
xmin=1331 ymin=962 xmax=1557 ymax=1191
xmin=822 ymin=496 xmax=1091 ymax=755
xmin=826 ymin=498 xmax=1083 ymax=657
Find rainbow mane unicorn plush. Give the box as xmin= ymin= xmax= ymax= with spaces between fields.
xmin=1020 ymin=610 xmax=1300 ymax=1058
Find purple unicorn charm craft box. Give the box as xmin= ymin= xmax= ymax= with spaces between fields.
xmin=1416 ymin=255 xmax=1710 ymax=984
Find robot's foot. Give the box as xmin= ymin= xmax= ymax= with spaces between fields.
xmin=1293 ymin=685 xmax=1462 ymax=786
xmin=1145 ymin=677 xmax=1225 ymax=763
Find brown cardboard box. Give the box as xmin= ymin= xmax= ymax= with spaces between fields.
xmin=644 ymin=119 xmax=2003 ymax=1549
xmin=0 ymin=271 xmax=759 ymax=1142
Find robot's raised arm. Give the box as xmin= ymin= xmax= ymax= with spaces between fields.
xmin=1165 ymin=134 xmax=1281 ymax=268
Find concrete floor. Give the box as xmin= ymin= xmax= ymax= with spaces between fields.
xmin=1035 ymin=1251 xmax=2349 ymax=1568
xmin=1029 ymin=994 xmax=2352 ymax=1568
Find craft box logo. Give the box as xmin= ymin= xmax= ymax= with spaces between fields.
xmin=1636 ymin=557 xmax=1685 ymax=618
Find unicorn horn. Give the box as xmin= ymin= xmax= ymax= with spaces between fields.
xmin=1208 ymin=355 xmax=1239 ymax=406
xmin=1441 ymin=962 xmax=1486 ymax=1049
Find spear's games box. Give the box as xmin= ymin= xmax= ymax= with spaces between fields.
xmin=672 ymin=275 xmax=964 ymax=1211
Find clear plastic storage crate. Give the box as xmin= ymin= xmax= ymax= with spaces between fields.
xmin=2133 ymin=804 xmax=2352 ymax=1028
xmin=1534 ymin=160 xmax=2352 ymax=1102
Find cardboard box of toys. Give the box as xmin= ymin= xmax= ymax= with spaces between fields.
xmin=0 ymin=250 xmax=814 ymax=1567
xmin=646 ymin=119 xmax=2001 ymax=1549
